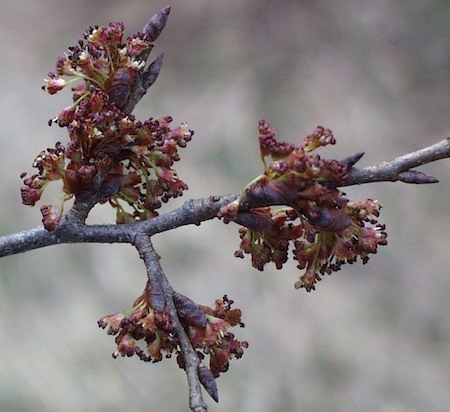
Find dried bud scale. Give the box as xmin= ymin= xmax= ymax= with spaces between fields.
xmin=219 ymin=121 xmax=388 ymax=291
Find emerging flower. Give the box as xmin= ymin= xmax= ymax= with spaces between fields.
xmin=98 ymin=281 xmax=247 ymax=378
xmin=21 ymin=12 xmax=193 ymax=229
xmin=40 ymin=204 xmax=63 ymax=231
xmin=219 ymin=121 xmax=388 ymax=291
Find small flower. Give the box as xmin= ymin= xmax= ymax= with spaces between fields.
xmin=55 ymin=55 xmax=75 ymax=76
xmin=55 ymin=106 xmax=76 ymax=127
xmin=302 ymin=125 xmax=336 ymax=152
xmin=98 ymin=288 xmax=174 ymax=363
xmin=87 ymin=21 xmax=124 ymax=49
xmin=31 ymin=142 xmax=65 ymax=181
xmin=20 ymin=174 xmax=47 ymax=206
xmin=21 ymin=186 xmax=42 ymax=206
xmin=43 ymin=77 xmax=67 ymax=94
xmin=40 ymin=204 xmax=63 ymax=231
xmin=126 ymin=36 xmax=152 ymax=56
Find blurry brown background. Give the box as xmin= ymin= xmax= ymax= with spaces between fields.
xmin=1 ymin=1 xmax=450 ymax=411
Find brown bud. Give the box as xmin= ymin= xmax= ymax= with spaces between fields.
xmin=98 ymin=174 xmax=123 ymax=200
xmin=397 ymin=170 xmax=438 ymax=184
xmin=40 ymin=204 xmax=62 ymax=231
xmin=173 ymin=292 xmax=207 ymax=328
xmin=307 ymin=206 xmax=351 ymax=232
xmin=143 ymin=6 xmax=171 ymax=42
xmin=340 ymin=152 xmax=365 ymax=168
xmin=239 ymin=177 xmax=298 ymax=210
xmin=105 ymin=68 xmax=136 ymax=109
xmin=143 ymin=53 xmax=164 ymax=89
xmin=64 ymin=168 xmax=81 ymax=194
xmin=145 ymin=278 xmax=166 ymax=312
xmin=198 ymin=364 xmax=219 ymax=403
xmin=234 ymin=210 xmax=275 ymax=231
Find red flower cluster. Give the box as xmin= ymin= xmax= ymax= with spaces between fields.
xmin=219 ymin=121 xmax=387 ymax=291
xmin=20 ymin=19 xmax=192 ymax=229
xmin=98 ymin=285 xmax=247 ymax=380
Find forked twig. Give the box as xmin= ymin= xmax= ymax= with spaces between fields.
xmin=134 ymin=234 xmax=207 ymax=412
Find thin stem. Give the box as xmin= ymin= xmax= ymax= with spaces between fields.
xmin=134 ymin=234 xmax=208 ymax=412
xmin=340 ymin=137 xmax=450 ymax=186
xmin=0 ymin=194 xmax=236 ymax=258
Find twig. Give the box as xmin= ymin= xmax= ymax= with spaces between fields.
xmin=134 ymin=234 xmax=208 ymax=412
xmin=0 ymin=195 xmax=236 ymax=258
xmin=341 ymin=137 xmax=450 ymax=186
xmin=140 ymin=195 xmax=238 ymax=235
xmin=63 ymin=196 xmax=100 ymax=225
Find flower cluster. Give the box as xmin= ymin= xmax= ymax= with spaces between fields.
xmin=219 ymin=120 xmax=387 ymax=291
xmin=98 ymin=284 xmax=247 ymax=380
xmin=20 ymin=15 xmax=193 ymax=230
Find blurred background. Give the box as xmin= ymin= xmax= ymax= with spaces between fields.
xmin=1 ymin=0 xmax=450 ymax=411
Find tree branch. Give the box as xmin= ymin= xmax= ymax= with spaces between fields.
xmin=134 ymin=234 xmax=208 ymax=412
xmin=140 ymin=195 xmax=238 ymax=235
xmin=0 ymin=195 xmax=236 ymax=258
xmin=0 ymin=223 xmax=132 ymax=258
xmin=2 ymin=138 xmax=450 ymax=258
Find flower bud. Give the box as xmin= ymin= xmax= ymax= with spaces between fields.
xmin=40 ymin=204 xmax=62 ymax=231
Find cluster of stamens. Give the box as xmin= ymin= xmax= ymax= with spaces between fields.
xmin=20 ymin=18 xmax=192 ymax=229
xmin=219 ymin=120 xmax=387 ymax=291
xmin=98 ymin=286 xmax=248 ymax=378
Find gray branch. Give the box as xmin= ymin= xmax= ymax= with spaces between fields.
xmin=0 ymin=195 xmax=237 ymax=258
